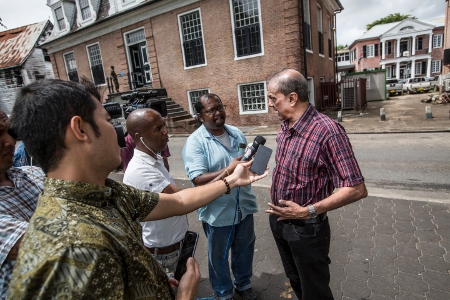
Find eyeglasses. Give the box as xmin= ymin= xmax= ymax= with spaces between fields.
xmin=201 ymin=105 xmax=226 ymax=116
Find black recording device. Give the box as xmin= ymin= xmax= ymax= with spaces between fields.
xmin=241 ymin=136 xmax=266 ymax=161
xmin=102 ymin=102 xmax=127 ymax=148
xmin=174 ymin=231 xmax=199 ymax=281
xmin=102 ymin=89 xmax=167 ymax=148
xmin=249 ymin=144 xmax=272 ymax=175
xmin=120 ymin=91 xmax=167 ymax=119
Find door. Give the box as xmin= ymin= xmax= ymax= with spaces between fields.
xmin=128 ymin=41 xmax=151 ymax=88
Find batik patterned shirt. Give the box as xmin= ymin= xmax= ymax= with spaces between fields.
xmin=0 ymin=166 xmax=44 ymax=299
xmin=271 ymin=105 xmax=364 ymax=206
xmin=7 ymin=177 xmax=175 ymax=300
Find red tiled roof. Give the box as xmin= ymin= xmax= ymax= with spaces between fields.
xmin=0 ymin=21 xmax=49 ymax=70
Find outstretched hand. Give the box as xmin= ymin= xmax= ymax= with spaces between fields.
xmin=232 ymin=160 xmax=268 ymax=186
xmin=175 ymin=257 xmax=200 ymax=300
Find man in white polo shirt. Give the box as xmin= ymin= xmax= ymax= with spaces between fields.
xmin=123 ymin=108 xmax=188 ymax=277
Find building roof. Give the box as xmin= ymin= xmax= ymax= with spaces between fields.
xmin=349 ymin=17 xmax=445 ymax=48
xmin=0 ymin=21 xmax=49 ymax=70
xmin=357 ymin=22 xmax=401 ymax=41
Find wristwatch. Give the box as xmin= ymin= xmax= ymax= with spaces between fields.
xmin=307 ymin=204 xmax=317 ymax=218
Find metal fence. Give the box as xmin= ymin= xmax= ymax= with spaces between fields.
xmin=320 ymin=77 xmax=367 ymax=111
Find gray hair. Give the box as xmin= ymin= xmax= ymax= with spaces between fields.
xmin=267 ymin=68 xmax=309 ymax=103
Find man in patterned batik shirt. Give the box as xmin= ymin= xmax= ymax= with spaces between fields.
xmin=0 ymin=109 xmax=44 ymax=299
xmin=7 ymin=79 xmax=267 ymax=300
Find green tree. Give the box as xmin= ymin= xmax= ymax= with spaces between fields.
xmin=366 ymin=13 xmax=416 ymax=31
xmin=336 ymin=44 xmax=348 ymax=50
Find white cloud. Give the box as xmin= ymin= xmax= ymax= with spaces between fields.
xmin=337 ymin=0 xmax=444 ymax=46
xmin=1 ymin=1 xmax=51 ymax=31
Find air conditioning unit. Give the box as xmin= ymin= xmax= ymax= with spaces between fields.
xmin=403 ymin=51 xmax=410 ymax=57
xmin=444 ymin=79 xmax=450 ymax=92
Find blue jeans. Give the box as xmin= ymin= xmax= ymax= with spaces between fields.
xmin=202 ymin=214 xmax=255 ymax=300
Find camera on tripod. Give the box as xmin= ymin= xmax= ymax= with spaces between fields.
xmin=102 ymin=90 xmax=167 ymax=148
xmin=121 ymin=90 xmax=167 ymax=119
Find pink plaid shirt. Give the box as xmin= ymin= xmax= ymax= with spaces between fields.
xmin=271 ymin=105 xmax=364 ymax=207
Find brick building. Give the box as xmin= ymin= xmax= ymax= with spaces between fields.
xmin=43 ymin=0 xmax=343 ymax=127
xmin=347 ymin=18 xmax=444 ymax=80
xmin=443 ymin=0 xmax=450 ymax=74
xmin=0 ymin=21 xmax=54 ymax=114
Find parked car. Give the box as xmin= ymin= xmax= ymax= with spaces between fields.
xmin=425 ymin=76 xmax=439 ymax=91
xmin=402 ymin=77 xmax=431 ymax=94
xmin=386 ymin=79 xmax=403 ymax=96
xmin=431 ymin=74 xmax=450 ymax=92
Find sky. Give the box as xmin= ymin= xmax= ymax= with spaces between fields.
xmin=0 ymin=0 xmax=445 ymax=45
xmin=336 ymin=0 xmax=444 ymax=46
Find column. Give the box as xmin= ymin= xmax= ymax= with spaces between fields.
xmin=396 ymin=62 xmax=400 ymax=79
xmin=411 ymin=35 xmax=416 ymax=56
xmin=396 ymin=38 xmax=401 ymax=57
xmin=428 ymin=33 xmax=433 ymax=53
xmin=426 ymin=58 xmax=431 ymax=77
xmin=381 ymin=40 xmax=386 ymax=59
xmin=411 ymin=60 xmax=416 ymax=78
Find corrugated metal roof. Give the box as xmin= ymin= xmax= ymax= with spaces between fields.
xmin=0 ymin=21 xmax=49 ymax=70
xmin=357 ymin=22 xmax=401 ymax=41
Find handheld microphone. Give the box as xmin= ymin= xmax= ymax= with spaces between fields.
xmin=241 ymin=136 xmax=266 ymax=161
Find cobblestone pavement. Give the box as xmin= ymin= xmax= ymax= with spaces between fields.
xmin=170 ymin=180 xmax=450 ymax=300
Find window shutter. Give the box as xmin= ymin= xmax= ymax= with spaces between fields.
xmin=363 ymin=45 xmax=367 ymax=58
xmin=375 ymin=44 xmax=379 ymax=56
xmin=422 ymin=61 xmax=426 ymax=75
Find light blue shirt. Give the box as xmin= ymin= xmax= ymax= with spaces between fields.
xmin=182 ymin=124 xmax=257 ymax=227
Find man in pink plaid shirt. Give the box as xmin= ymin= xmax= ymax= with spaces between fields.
xmin=266 ymin=68 xmax=368 ymax=300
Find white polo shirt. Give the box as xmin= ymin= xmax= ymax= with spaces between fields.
xmin=123 ymin=149 xmax=188 ymax=248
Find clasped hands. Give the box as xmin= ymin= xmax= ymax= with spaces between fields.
xmin=266 ymin=200 xmax=311 ymax=221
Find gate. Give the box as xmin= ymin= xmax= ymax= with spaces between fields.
xmin=320 ymin=78 xmax=367 ymax=111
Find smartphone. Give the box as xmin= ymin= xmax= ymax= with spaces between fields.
xmin=174 ymin=231 xmax=199 ymax=281
xmin=250 ymin=144 xmax=272 ymax=175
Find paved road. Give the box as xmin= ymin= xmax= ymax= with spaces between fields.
xmin=108 ymin=93 xmax=450 ymax=298
xmin=153 ymin=132 xmax=450 ymax=203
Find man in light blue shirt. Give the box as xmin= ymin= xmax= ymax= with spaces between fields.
xmin=182 ymin=94 xmax=259 ymax=300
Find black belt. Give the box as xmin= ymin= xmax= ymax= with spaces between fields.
xmin=146 ymin=241 xmax=181 ymax=255
xmin=284 ymin=213 xmax=327 ymax=226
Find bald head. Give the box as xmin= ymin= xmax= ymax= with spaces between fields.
xmin=267 ymin=68 xmax=309 ymax=103
xmin=126 ymin=108 xmax=161 ymax=144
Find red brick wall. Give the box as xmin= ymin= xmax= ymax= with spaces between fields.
xmin=306 ymin=0 xmax=337 ymax=109
xmin=351 ymin=38 xmax=382 ymax=72
xmin=49 ymin=0 xmax=338 ymax=126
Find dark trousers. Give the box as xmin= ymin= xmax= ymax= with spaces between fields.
xmin=269 ymin=214 xmax=333 ymax=300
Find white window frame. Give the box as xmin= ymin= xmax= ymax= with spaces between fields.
xmin=317 ymin=4 xmax=323 ymax=56
xmin=53 ymin=5 xmax=67 ymax=32
xmin=177 ymin=8 xmax=207 ymax=69
xmin=86 ymin=42 xmax=106 ymax=86
xmin=123 ymin=27 xmax=153 ymax=85
xmin=77 ymin=0 xmax=92 ymax=22
xmin=63 ymin=51 xmax=78 ymax=81
xmin=187 ymin=88 xmax=210 ymax=116
xmin=229 ymin=0 xmax=264 ymax=60
xmin=366 ymin=44 xmax=375 ymax=58
xmin=237 ymin=81 xmax=268 ymax=115
xmin=303 ymin=0 xmax=312 ymax=52
xmin=415 ymin=62 xmax=422 ymax=75
xmin=433 ymin=34 xmax=443 ymax=48
xmin=431 ymin=60 xmax=441 ymax=73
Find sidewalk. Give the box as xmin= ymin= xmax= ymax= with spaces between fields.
xmin=173 ymin=180 xmax=450 ymax=300
xmin=237 ymin=93 xmax=450 ymax=136
xmin=111 ymin=93 xmax=450 ymax=299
